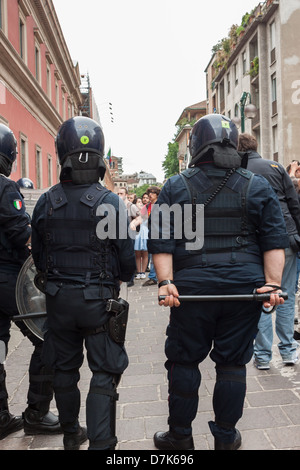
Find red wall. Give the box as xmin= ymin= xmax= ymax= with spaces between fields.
xmin=0 ymin=0 xmax=78 ymax=188
xmin=3 ymin=89 xmax=57 ymax=187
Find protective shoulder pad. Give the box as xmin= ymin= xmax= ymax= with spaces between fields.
xmin=181 ymin=167 xmax=201 ymax=179
xmin=48 ymin=184 xmax=68 ymax=210
xmin=80 ymin=183 xmax=110 ymax=208
xmin=235 ymin=168 xmax=253 ymax=180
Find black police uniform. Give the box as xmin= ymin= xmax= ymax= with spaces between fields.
xmin=0 ymin=175 xmax=60 ymax=437
xmin=148 ymin=114 xmax=289 ymax=450
xmin=32 ymin=182 xmax=135 ymax=450
xmin=31 ymin=116 xmax=136 ymax=450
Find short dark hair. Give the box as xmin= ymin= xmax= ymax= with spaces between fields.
xmin=147 ymin=186 xmax=161 ymax=196
xmin=238 ymin=133 xmax=258 ymax=152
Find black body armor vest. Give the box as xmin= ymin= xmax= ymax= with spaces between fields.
xmin=177 ymin=166 xmax=260 ymax=266
xmin=43 ymin=183 xmax=115 ymax=281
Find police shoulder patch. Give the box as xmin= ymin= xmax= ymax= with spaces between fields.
xmin=13 ymin=199 xmax=22 ymax=210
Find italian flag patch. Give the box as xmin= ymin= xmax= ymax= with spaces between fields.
xmin=13 ymin=199 xmax=22 ymax=210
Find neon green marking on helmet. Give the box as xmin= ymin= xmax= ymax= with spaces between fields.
xmin=222 ymin=121 xmax=230 ymax=129
xmin=81 ymin=136 xmax=90 ymax=145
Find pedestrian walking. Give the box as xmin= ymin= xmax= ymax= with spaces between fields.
xmin=31 ymin=116 xmax=136 ymax=450
xmin=148 ymin=115 xmax=289 ymax=450
xmin=238 ymin=133 xmax=300 ymax=369
xmin=0 ymin=124 xmax=60 ymax=440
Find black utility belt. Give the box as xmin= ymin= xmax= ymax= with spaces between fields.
xmin=173 ymin=253 xmax=262 ymax=272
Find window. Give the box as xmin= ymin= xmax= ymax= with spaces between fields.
xmin=234 ymin=61 xmax=238 ymax=86
xmin=227 ymin=72 xmax=230 ymax=95
xmin=20 ymin=135 xmax=28 ymax=177
xmin=270 ymin=21 xmax=276 ymax=63
xmin=234 ymin=103 xmax=239 ymax=118
xmin=272 ymin=125 xmax=278 ymax=161
xmin=36 ymin=146 xmax=42 ymax=189
xmin=242 ymin=51 xmax=247 ymax=75
xmin=62 ymin=93 xmax=65 ymax=120
xmin=55 ymin=80 xmax=59 ymax=110
xmin=0 ymin=0 xmax=8 ymax=35
xmin=220 ymin=80 xmax=225 ymax=113
xmin=46 ymin=65 xmax=51 ymax=99
xmin=47 ymin=154 xmax=52 ymax=187
xmin=19 ymin=19 xmax=25 ymax=59
xmin=271 ymin=74 xmax=277 ymax=115
xmin=35 ymin=45 xmax=40 ymax=82
xmin=0 ymin=79 xmax=6 ymax=105
xmin=56 ymin=161 xmax=60 ymax=183
xmin=18 ymin=6 xmax=28 ymax=62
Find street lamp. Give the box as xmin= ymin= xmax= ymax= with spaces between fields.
xmin=240 ymin=92 xmax=257 ymax=133
xmin=232 ymin=92 xmax=257 ymax=132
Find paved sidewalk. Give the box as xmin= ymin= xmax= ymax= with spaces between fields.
xmin=1 ymin=280 xmax=300 ymax=451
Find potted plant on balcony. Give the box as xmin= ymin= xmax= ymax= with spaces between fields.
xmin=242 ymin=13 xmax=251 ymax=27
xmin=229 ymin=24 xmax=238 ymax=50
xmin=236 ymin=25 xmax=245 ymax=39
xmin=249 ymin=56 xmax=259 ymax=78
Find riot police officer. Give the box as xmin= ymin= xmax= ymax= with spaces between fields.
xmin=31 ymin=116 xmax=136 ymax=450
xmin=147 ymin=114 xmax=289 ymax=450
xmin=0 ymin=124 xmax=60 ymax=440
xmin=17 ymin=178 xmax=34 ymax=189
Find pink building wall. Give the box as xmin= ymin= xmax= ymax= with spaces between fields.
xmin=0 ymin=0 xmax=82 ymax=189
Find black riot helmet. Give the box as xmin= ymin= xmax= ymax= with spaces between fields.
xmin=189 ymin=114 xmax=239 ymax=166
xmin=0 ymin=124 xmax=18 ymax=163
xmin=55 ymin=116 xmax=105 ymax=165
xmin=17 ymin=178 xmax=34 ymax=189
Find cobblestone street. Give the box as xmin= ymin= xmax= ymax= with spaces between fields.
xmin=1 ymin=280 xmax=300 ymax=451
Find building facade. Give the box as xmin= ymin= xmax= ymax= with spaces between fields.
xmin=0 ymin=0 xmax=84 ymax=188
xmin=175 ymin=101 xmax=207 ymax=171
xmin=205 ymin=0 xmax=300 ymax=167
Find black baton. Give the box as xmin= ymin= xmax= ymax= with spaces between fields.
xmin=12 ymin=312 xmax=47 ymax=321
xmin=158 ymin=293 xmax=288 ymax=302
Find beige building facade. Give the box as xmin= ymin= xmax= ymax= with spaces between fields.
xmin=175 ymin=101 xmax=207 ymax=171
xmin=205 ymin=0 xmax=300 ymax=167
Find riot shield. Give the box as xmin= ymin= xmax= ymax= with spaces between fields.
xmin=15 ymin=255 xmax=47 ymax=340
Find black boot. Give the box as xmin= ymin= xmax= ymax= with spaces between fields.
xmin=63 ymin=426 xmax=88 ymax=451
xmin=23 ymin=407 xmax=61 ymax=435
xmin=0 ymin=364 xmax=24 ymax=440
xmin=0 ymin=410 xmax=23 ymax=440
xmin=214 ymin=429 xmax=242 ymax=450
xmin=153 ymin=431 xmax=194 ymax=450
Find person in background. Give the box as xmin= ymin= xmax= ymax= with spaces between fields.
xmin=128 ymin=193 xmax=137 ymax=204
xmin=142 ymin=187 xmax=160 ymax=286
xmin=286 ymin=161 xmax=300 ymax=339
xmin=117 ymin=187 xmax=140 ymax=287
xmin=131 ymin=195 xmax=149 ymax=280
xmin=238 ymin=133 xmax=300 ymax=369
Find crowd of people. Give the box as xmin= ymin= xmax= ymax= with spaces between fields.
xmin=117 ymin=186 xmax=161 ymax=287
